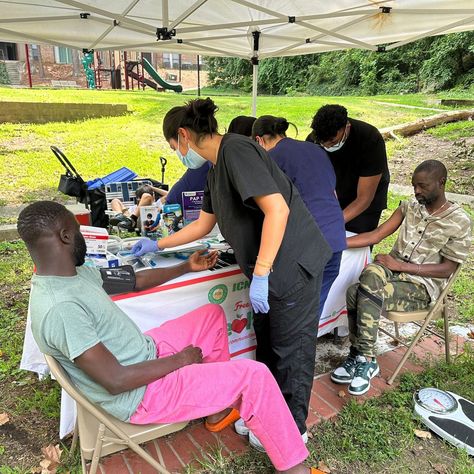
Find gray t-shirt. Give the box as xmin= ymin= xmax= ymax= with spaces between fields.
xmin=30 ymin=265 xmax=156 ymax=421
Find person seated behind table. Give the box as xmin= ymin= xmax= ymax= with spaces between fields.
xmin=110 ymin=184 xmax=167 ymax=231
xmin=331 ymin=160 xmax=471 ymax=396
xmin=161 ymin=162 xmax=211 ymax=210
xmin=307 ymin=104 xmax=390 ymax=234
xmin=252 ymin=115 xmax=346 ymax=316
xmin=160 ymin=115 xmax=256 ymax=210
xmin=18 ymin=200 xmax=324 ymax=474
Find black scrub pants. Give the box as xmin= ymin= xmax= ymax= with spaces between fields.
xmin=253 ymin=268 xmax=322 ymax=435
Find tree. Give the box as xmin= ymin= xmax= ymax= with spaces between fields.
xmin=205 ymin=31 xmax=474 ymax=96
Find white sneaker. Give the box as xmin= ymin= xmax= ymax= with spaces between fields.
xmin=249 ymin=429 xmax=308 ymax=452
xmin=234 ymin=417 xmax=249 ymax=436
xmin=348 ymin=357 xmax=380 ymax=396
xmin=331 ymin=354 xmax=365 ymax=384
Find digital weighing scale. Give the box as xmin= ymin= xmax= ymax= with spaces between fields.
xmin=414 ymin=388 xmax=474 ymax=455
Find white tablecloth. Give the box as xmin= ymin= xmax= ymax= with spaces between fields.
xmin=21 ymin=241 xmax=370 ymax=437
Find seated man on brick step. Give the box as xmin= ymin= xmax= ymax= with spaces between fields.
xmin=18 ymin=200 xmax=323 ymax=474
xmin=331 ymin=160 xmax=471 ymax=395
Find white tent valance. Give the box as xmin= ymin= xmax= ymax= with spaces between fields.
xmin=1 ymin=1 xmax=473 ymax=113
xmin=0 ymin=1 xmax=473 ymax=59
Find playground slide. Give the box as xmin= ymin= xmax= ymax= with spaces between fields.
xmin=127 ymin=69 xmax=160 ymax=90
xmin=142 ymin=57 xmax=183 ymax=93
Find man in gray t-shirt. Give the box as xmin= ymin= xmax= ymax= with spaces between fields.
xmin=18 ymin=201 xmax=316 ymax=472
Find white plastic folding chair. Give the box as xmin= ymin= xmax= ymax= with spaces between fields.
xmin=44 ymin=354 xmax=187 ymax=474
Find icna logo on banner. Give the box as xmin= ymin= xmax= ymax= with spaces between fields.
xmin=208 ymin=284 xmax=228 ymax=304
xmin=232 ymin=280 xmax=250 ymax=292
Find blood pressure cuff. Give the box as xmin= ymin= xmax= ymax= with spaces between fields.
xmin=100 ymin=265 xmax=136 ymax=295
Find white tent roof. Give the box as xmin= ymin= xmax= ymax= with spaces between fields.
xmin=1 ymin=1 xmax=474 ymax=59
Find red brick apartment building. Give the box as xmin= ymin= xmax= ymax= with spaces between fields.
xmin=0 ymin=41 xmax=208 ymax=90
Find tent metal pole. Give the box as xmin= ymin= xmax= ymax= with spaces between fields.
xmin=197 ymin=55 xmax=201 ymax=97
xmin=24 ymin=44 xmax=32 ymax=88
xmin=162 ymin=0 xmax=169 ymax=28
xmin=251 ymin=61 xmax=258 ymax=116
xmin=251 ymin=30 xmax=260 ymax=117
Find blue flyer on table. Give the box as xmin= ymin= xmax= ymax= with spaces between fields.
xmin=182 ymin=191 xmax=204 ymax=225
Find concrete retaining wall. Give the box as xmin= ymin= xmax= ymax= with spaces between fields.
xmin=0 ymin=102 xmax=128 ymax=124
xmin=440 ymin=99 xmax=474 ymax=107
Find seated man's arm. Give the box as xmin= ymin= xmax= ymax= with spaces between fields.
xmin=75 ymin=342 xmax=202 ymax=395
xmin=347 ymin=206 xmax=404 ymax=248
xmin=375 ymin=255 xmax=458 ymax=279
xmin=134 ymin=249 xmax=218 ymax=291
xmin=343 ymin=174 xmax=382 ymax=223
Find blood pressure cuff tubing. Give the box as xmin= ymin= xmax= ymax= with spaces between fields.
xmin=100 ymin=265 xmax=136 ymax=295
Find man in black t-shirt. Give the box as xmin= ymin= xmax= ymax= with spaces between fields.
xmin=307 ymin=104 xmax=390 ymax=234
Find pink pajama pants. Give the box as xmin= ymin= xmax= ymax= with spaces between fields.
xmin=130 ymin=303 xmax=308 ymax=471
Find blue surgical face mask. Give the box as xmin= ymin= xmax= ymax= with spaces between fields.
xmin=322 ymin=125 xmax=349 ymax=153
xmin=176 ymin=135 xmax=207 ymax=169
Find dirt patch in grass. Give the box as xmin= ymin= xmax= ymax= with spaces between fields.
xmin=390 ymin=133 xmax=474 ymax=195
xmin=325 ymin=436 xmax=470 ymax=474
xmin=0 ymin=380 xmax=61 ymax=470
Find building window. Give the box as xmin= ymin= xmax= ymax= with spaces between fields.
xmin=163 ymin=52 xmax=180 ymax=68
xmin=54 ymin=46 xmax=73 ymax=64
xmin=0 ymin=42 xmax=17 ymax=60
xmin=30 ymin=44 xmax=40 ymax=60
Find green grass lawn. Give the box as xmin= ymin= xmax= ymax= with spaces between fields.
xmin=187 ymin=352 xmax=474 ymax=473
xmin=0 ymin=88 xmax=472 ymax=472
xmin=426 ymin=120 xmax=474 ymax=141
xmin=0 ymin=88 xmax=454 ymax=205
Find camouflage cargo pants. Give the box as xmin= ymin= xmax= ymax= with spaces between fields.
xmin=347 ymin=263 xmax=431 ymax=358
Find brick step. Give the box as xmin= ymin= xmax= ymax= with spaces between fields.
xmin=94 ymin=335 xmax=453 ymax=474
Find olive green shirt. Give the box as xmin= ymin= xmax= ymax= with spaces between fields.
xmin=390 ymin=199 xmax=472 ymax=301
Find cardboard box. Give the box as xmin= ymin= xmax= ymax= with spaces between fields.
xmin=80 ymin=225 xmax=109 ymax=257
xmin=85 ymin=251 xmax=120 ymax=268
xmin=163 ymin=203 xmax=183 ymax=234
xmin=182 ymin=191 xmax=204 ymax=225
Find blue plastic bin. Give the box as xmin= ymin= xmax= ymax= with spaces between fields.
xmin=87 ymin=167 xmax=137 ymax=190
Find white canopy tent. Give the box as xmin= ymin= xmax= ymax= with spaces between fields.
xmin=1 ymin=0 xmax=474 ymax=113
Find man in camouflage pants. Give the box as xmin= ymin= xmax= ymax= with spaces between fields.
xmin=331 ymin=160 xmax=472 ymax=395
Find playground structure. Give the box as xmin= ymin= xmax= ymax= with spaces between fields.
xmin=86 ymin=50 xmax=183 ymax=92
xmin=125 ymin=57 xmax=183 ymax=93
xmin=1 ymin=44 xmax=189 ymax=91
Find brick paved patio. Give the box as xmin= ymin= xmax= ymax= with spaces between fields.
xmin=91 ymin=334 xmax=464 ymax=474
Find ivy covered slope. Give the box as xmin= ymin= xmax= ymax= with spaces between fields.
xmin=206 ymin=31 xmax=474 ymax=96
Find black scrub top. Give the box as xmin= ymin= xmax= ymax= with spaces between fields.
xmin=202 ymin=133 xmax=332 ymax=299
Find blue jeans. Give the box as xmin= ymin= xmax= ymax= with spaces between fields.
xmin=319 ymin=251 xmax=343 ymax=316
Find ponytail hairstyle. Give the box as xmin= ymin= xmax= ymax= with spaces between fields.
xmin=251 ymin=115 xmax=297 ymax=140
xmin=162 ymin=98 xmax=219 ymax=143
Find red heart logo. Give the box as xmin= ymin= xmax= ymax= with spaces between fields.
xmin=231 ymin=318 xmax=247 ymax=334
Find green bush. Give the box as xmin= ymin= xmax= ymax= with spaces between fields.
xmin=205 ymin=31 xmax=474 ymax=96
xmin=0 ymin=63 xmax=10 ymax=85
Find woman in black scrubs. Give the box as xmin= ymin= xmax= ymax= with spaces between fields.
xmin=133 ymin=98 xmax=332 ymax=440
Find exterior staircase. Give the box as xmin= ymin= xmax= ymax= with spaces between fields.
xmin=4 ymin=60 xmax=22 ymax=85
